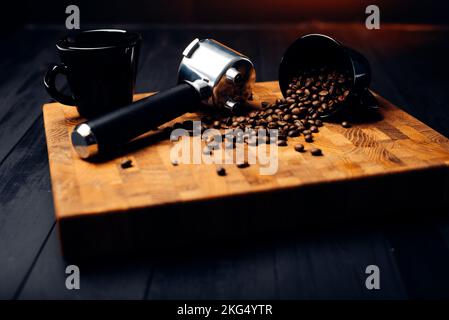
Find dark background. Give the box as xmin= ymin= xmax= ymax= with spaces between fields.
xmin=2 ymin=0 xmax=449 ymax=29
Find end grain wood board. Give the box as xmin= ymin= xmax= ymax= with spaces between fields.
xmin=43 ymin=81 xmax=449 ymax=258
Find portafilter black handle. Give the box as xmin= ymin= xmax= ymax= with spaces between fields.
xmin=71 ymin=83 xmax=200 ymax=159
xmin=71 ymin=38 xmax=256 ymax=159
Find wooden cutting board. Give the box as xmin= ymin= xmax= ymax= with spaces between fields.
xmin=43 ymin=81 xmax=449 ymax=258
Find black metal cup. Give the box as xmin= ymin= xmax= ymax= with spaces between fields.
xmin=278 ymin=33 xmax=377 ymax=118
xmin=44 ymin=29 xmax=141 ymax=119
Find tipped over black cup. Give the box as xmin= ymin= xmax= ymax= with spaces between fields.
xmin=278 ymin=34 xmax=378 ymax=118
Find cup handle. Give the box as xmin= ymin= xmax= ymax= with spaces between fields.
xmin=44 ymin=63 xmax=76 ymax=106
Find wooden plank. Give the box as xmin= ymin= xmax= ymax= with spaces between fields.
xmin=146 ymin=229 xmax=407 ymax=299
xmin=0 ymin=28 xmax=62 ymax=163
xmin=385 ymin=222 xmax=449 ymax=299
xmin=0 ymin=116 xmax=55 ymax=299
xmin=18 ymin=227 xmax=152 ymax=299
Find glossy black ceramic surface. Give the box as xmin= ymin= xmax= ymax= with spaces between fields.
xmin=44 ymin=29 xmax=141 ymax=118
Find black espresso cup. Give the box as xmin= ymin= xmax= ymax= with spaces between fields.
xmin=44 ymin=29 xmax=141 ymax=119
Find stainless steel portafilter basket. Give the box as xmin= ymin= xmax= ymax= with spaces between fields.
xmin=72 ymin=38 xmax=256 ymax=159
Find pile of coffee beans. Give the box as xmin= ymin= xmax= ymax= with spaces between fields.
xmin=167 ymin=67 xmax=353 ymax=172
xmin=201 ymin=68 xmax=350 ymax=144
xmin=285 ymin=67 xmax=352 ymax=117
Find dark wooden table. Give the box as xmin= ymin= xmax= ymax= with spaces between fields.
xmin=1 ymin=23 xmax=449 ymax=299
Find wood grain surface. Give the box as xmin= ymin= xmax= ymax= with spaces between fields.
xmin=42 ymin=81 xmax=449 ymax=257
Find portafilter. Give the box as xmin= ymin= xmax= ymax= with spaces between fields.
xmin=72 ymin=38 xmax=256 ymax=159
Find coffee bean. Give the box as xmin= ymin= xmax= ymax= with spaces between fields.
xmin=294 ymin=144 xmax=305 ymax=152
xmin=120 ymin=159 xmax=133 ymax=169
xmin=237 ymin=161 xmax=250 ymax=169
xmin=319 ymin=90 xmax=329 ymax=96
xmin=295 ymin=122 xmax=305 ymax=131
xmin=311 ymin=148 xmax=322 ymax=156
xmin=277 ymin=121 xmax=287 ymax=127
xmin=310 ymin=126 xmax=318 ymax=133
xmin=278 ymin=134 xmax=287 ymax=141
xmin=268 ymin=122 xmax=277 ymax=129
xmin=304 ymin=134 xmax=313 ymax=142
xmin=216 ymin=167 xmax=226 ymax=176
xmin=277 ymin=140 xmax=288 ymax=147
xmin=291 ymin=107 xmax=300 ymax=115
xmin=288 ymin=129 xmax=300 ymax=137
xmin=342 ymin=121 xmax=351 ymax=128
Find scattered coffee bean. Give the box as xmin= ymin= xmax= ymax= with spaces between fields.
xmin=311 ymin=148 xmax=322 ymax=156
xmin=171 ymin=159 xmax=179 ymax=166
xmin=237 ymin=161 xmax=250 ymax=169
xmin=288 ymin=129 xmax=300 ymax=137
xmin=120 ymin=159 xmax=133 ymax=169
xmin=304 ymin=134 xmax=313 ymax=142
xmin=277 ymin=140 xmax=288 ymax=147
xmin=294 ymin=144 xmax=305 ymax=152
xmin=341 ymin=121 xmax=351 ymax=128
xmin=216 ymin=166 xmax=226 ymax=176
